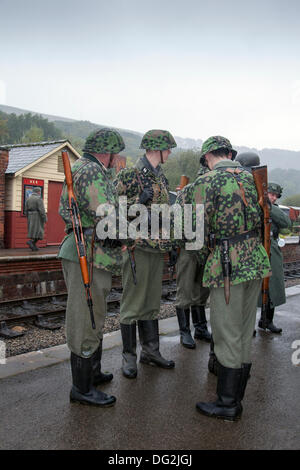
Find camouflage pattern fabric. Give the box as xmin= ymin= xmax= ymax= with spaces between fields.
xmin=200 ymin=136 xmax=237 ymax=159
xmin=58 ymin=153 xmax=123 ymax=275
xmin=140 ymin=129 xmax=177 ymax=151
xmin=177 ymin=159 xmax=271 ymax=288
xmin=114 ymin=155 xmax=174 ymax=251
xmin=268 ymin=182 xmax=283 ymax=198
xmin=83 ymin=128 xmax=125 ymax=154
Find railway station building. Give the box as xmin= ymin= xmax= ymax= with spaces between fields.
xmin=0 ymin=140 xmax=80 ymax=249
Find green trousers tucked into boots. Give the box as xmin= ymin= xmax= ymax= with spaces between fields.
xmin=209 ymin=280 xmax=261 ymax=368
xmin=196 ymin=362 xmax=251 ymax=421
xmin=70 ymin=352 xmax=116 ymax=407
xmin=176 ymin=307 xmax=195 ymax=349
xmin=138 ymin=320 xmax=175 ymax=369
xmin=258 ymin=303 xmax=282 ymax=333
xmin=120 ymin=323 xmax=137 ymax=379
xmin=191 ymin=305 xmax=212 ymax=342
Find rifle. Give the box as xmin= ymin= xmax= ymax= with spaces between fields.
xmin=61 ymin=150 xmax=96 ymax=330
xmin=176 ymin=175 xmax=190 ymax=191
xmin=252 ymin=165 xmax=272 ymax=329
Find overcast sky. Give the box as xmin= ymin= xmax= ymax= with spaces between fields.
xmin=1 ymin=0 xmax=300 ymax=150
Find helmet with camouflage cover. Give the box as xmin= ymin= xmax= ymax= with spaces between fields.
xmin=200 ymin=136 xmax=237 ymax=165
xmin=140 ymin=129 xmax=177 ymax=151
xmin=236 ymin=151 xmax=260 ymax=173
xmin=83 ymin=128 xmax=125 ymax=154
xmin=268 ymin=182 xmax=283 ymax=198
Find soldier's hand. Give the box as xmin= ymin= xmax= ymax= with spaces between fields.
xmin=139 ymin=188 xmax=154 ymax=205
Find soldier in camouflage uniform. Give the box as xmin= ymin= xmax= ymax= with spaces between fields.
xmin=257 ymin=182 xmax=291 ymax=333
xmin=179 ymin=136 xmax=271 ymax=421
xmin=114 ymin=129 xmax=177 ymax=379
xmin=58 ymin=128 xmax=125 ymax=407
xmin=175 ymin=166 xmax=211 ymax=350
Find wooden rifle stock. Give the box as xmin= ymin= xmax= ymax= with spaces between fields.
xmin=61 ymin=150 xmax=96 ymax=329
xmin=252 ymin=165 xmax=271 ymax=328
xmin=176 ymin=175 xmax=190 ymax=192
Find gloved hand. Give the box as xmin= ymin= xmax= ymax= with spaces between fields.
xmin=139 ymin=187 xmax=154 ymax=205
xmin=168 ymin=248 xmax=178 ymax=267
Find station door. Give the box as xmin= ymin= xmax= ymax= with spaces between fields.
xmin=47 ymin=181 xmax=65 ymax=245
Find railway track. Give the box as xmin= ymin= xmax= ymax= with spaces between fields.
xmin=1 ymin=260 xmax=299 ymax=338
xmin=0 ymin=282 xmax=177 ymax=338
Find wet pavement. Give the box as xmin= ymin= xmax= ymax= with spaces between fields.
xmin=0 ymin=291 xmax=299 ymax=450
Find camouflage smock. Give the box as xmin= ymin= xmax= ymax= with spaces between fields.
xmin=177 ymin=160 xmax=271 ymax=288
xmin=58 ymin=153 xmax=123 ymax=275
xmin=113 ymin=155 xmax=173 ymax=252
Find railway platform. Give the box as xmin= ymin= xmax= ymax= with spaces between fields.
xmin=0 ymin=286 xmax=299 ymax=450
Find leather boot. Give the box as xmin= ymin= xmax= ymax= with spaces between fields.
xmin=26 ymin=240 xmax=36 ymax=251
xmin=191 ymin=305 xmax=212 ymax=342
xmin=196 ymin=364 xmax=243 ymax=421
xmin=208 ymin=338 xmax=219 ymax=376
xmin=258 ymin=306 xmax=282 ymax=333
xmin=138 ymin=319 xmax=175 ymax=369
xmin=70 ymin=352 xmax=116 ymax=407
xmin=176 ymin=307 xmax=196 ymax=349
xmin=32 ymin=239 xmax=39 ymax=251
xmin=92 ymin=341 xmax=113 ymax=385
xmin=120 ymin=323 xmax=137 ymax=378
xmin=238 ymin=363 xmax=251 ymax=402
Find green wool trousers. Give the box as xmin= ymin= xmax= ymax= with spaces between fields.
xmin=175 ymin=249 xmax=210 ymax=308
xmin=62 ymin=259 xmax=112 ymax=358
xmin=120 ymin=247 xmax=164 ymax=324
xmin=210 ymin=279 xmax=262 ymax=368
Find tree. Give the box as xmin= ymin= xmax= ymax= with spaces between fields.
xmin=282 ymin=194 xmax=300 ymax=207
xmin=21 ymin=126 xmax=44 ymax=143
xmin=0 ymin=118 xmax=9 ymax=144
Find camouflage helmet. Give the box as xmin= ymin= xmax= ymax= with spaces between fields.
xmin=268 ymin=182 xmax=283 ymax=198
xmin=236 ymin=151 xmax=260 ymax=173
xmin=140 ymin=129 xmax=177 ymax=151
xmin=200 ymin=136 xmax=237 ymax=165
xmin=83 ymin=128 xmax=125 ymax=154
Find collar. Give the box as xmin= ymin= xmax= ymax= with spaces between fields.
xmin=213 ymin=160 xmax=242 ymax=170
xmin=83 ymin=152 xmax=107 ymax=170
xmin=136 ymin=154 xmax=161 ymax=177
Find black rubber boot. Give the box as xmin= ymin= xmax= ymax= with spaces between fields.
xmin=191 ymin=305 xmax=212 ymax=342
xmin=238 ymin=363 xmax=252 ymax=402
xmin=92 ymin=341 xmax=113 ymax=385
xmin=120 ymin=323 xmax=137 ymax=379
xmin=138 ymin=319 xmax=175 ymax=369
xmin=196 ymin=364 xmax=243 ymax=421
xmin=258 ymin=306 xmax=282 ymax=333
xmin=176 ymin=307 xmax=196 ymax=349
xmin=208 ymin=338 xmax=219 ymax=376
xmin=70 ymin=353 xmax=116 ymax=407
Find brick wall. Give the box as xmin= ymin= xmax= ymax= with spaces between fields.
xmin=0 ymin=149 xmax=9 ymax=248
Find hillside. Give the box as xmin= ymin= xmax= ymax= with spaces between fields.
xmin=1 ymin=103 xmax=300 ymax=171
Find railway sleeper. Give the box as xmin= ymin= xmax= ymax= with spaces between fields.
xmin=0 ymin=321 xmax=25 ymax=338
